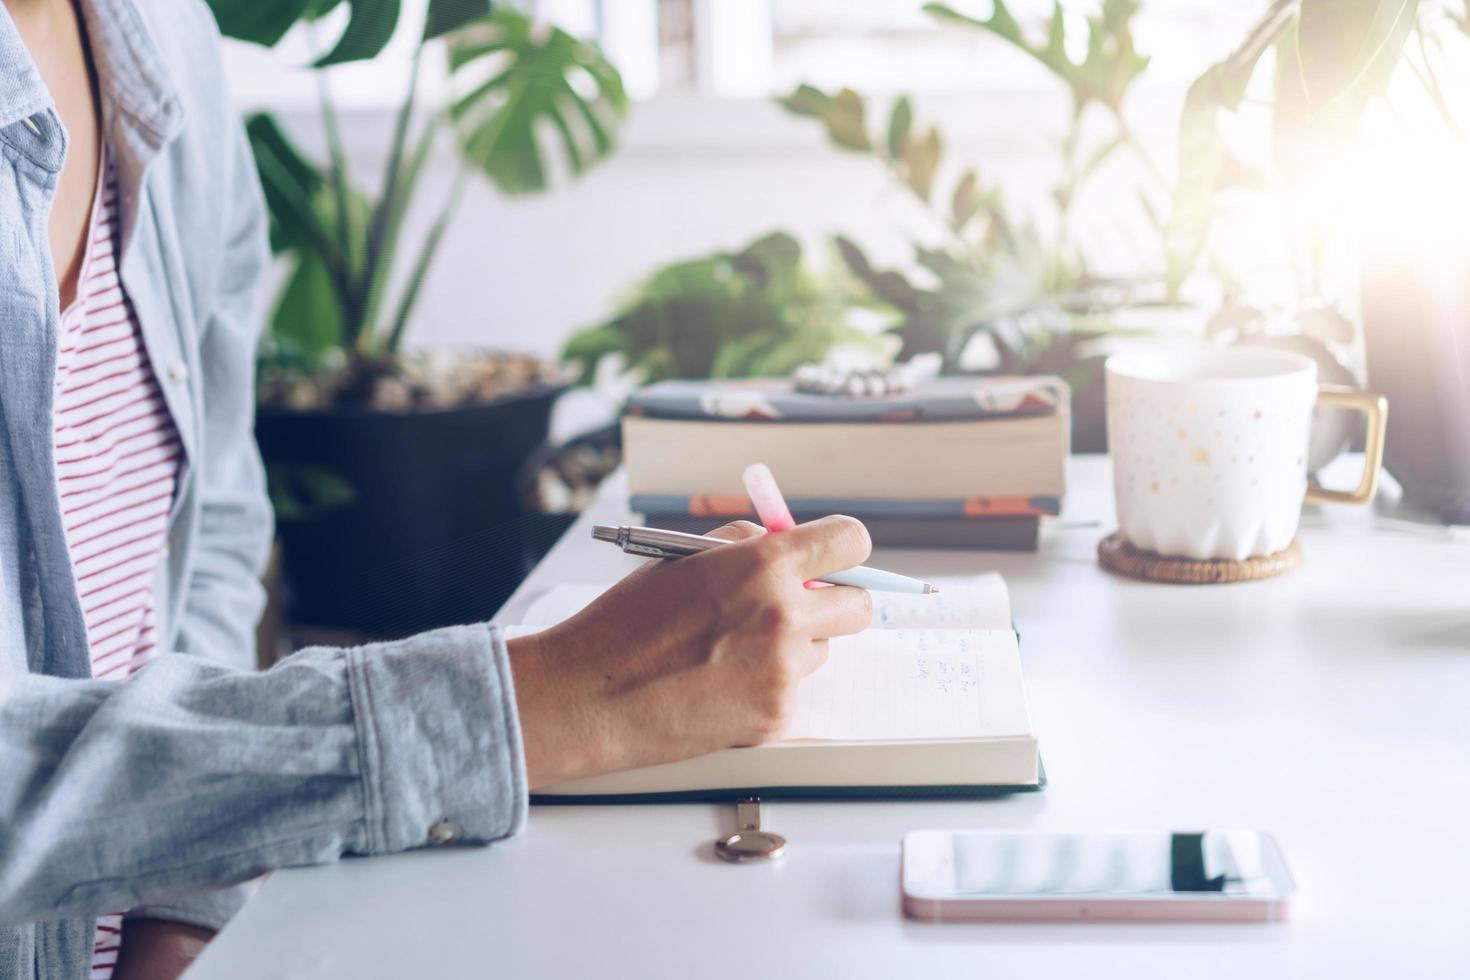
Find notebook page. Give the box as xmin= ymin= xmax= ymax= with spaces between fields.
xmin=786 ymin=629 xmax=990 ymax=742
xmin=520 ymin=584 xmax=605 ymax=624
xmin=871 ymin=573 xmax=1011 ymax=630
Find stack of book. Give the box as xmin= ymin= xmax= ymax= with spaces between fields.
xmin=621 ymin=375 xmax=1069 ymax=550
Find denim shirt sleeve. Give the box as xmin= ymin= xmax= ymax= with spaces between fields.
xmin=124 ymin=50 xmax=276 ymax=934
xmin=0 ymin=622 xmax=528 ymax=923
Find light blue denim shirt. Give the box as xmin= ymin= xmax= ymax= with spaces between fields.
xmin=0 ymin=1 xmax=528 ymax=976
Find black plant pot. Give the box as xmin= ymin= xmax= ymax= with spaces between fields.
xmin=1361 ymin=244 xmax=1470 ymax=524
xmin=255 ymin=383 xmax=572 ymax=637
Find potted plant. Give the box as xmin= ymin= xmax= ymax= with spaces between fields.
xmin=207 ymin=0 xmax=629 ymax=634
xmin=777 ymin=0 xmax=1179 ymax=452
xmin=1169 ymin=0 xmax=1469 ymax=519
xmin=562 ymin=231 xmax=880 ymax=386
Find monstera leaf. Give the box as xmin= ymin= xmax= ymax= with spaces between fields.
xmin=925 ymin=0 xmax=1149 ymax=112
xmin=1273 ymin=0 xmax=1419 ymax=181
xmin=206 ymin=0 xmax=316 ymax=48
xmin=206 ymin=0 xmax=490 ymax=64
xmin=450 ymin=11 xmax=629 ymax=195
xmin=1164 ymin=0 xmax=1418 ymax=291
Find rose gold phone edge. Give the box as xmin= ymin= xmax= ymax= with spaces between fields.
xmin=900 ymin=830 xmax=1295 ymax=924
xmin=902 ymin=893 xmax=1292 ymax=923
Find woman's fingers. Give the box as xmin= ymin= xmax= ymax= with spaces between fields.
xmin=793 ymin=637 xmax=830 ymax=677
xmin=704 ymin=520 xmax=766 ymax=543
xmin=802 ymin=584 xmax=873 ymax=639
xmin=777 ymin=515 xmax=872 ymax=579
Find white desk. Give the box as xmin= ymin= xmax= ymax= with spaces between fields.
xmin=189 ymin=457 xmax=1470 ymax=979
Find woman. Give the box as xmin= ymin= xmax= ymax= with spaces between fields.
xmin=0 ymin=1 xmax=873 ymax=977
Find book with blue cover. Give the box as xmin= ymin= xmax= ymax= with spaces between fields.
xmin=626 ymin=375 xmax=1066 ymax=423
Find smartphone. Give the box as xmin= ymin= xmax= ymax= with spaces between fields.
xmin=901 ymin=829 xmax=1295 ymax=922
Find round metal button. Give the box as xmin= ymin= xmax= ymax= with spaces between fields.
xmin=714 ymin=830 xmax=786 ymax=863
xmin=427 ymin=819 xmax=463 ymax=846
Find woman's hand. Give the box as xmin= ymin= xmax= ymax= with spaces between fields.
xmin=508 ymin=516 xmax=874 ymax=788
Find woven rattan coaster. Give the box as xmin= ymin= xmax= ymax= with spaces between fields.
xmin=1097 ymin=532 xmax=1302 ymax=584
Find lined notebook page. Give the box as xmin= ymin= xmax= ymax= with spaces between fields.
xmin=870 ymin=573 xmax=1010 ymax=630
xmin=786 ymin=629 xmax=990 ymax=742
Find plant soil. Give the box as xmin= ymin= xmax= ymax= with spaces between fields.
xmin=258 ymin=351 xmax=561 ymax=413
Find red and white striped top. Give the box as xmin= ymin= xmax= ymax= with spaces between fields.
xmin=52 ymin=150 xmax=182 ymax=980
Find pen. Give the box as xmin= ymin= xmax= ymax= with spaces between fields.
xmin=591 ymin=524 xmax=939 ymax=594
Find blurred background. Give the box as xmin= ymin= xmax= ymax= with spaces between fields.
xmin=220 ymin=0 xmax=1470 ymax=650
xmin=229 ymin=0 xmax=1262 ymax=370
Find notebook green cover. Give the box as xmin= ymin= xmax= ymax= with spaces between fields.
xmin=532 ymin=761 xmax=1046 ymax=806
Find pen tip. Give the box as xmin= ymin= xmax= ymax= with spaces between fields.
xmin=924 ymin=584 xmax=940 ymax=594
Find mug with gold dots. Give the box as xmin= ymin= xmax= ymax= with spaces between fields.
xmin=1104 ymin=348 xmax=1388 ymax=561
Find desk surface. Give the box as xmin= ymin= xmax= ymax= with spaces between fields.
xmin=189 ymin=457 xmax=1470 ymax=979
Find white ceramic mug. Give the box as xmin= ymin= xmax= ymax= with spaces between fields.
xmin=1105 ymin=348 xmax=1388 ymax=560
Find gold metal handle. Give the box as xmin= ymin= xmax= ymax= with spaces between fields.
xmin=1304 ymin=386 xmax=1389 ymax=506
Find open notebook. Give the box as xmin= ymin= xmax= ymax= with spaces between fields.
xmin=509 ymin=574 xmax=1040 ymax=801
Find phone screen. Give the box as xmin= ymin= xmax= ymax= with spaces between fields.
xmin=907 ymin=830 xmax=1291 ymax=900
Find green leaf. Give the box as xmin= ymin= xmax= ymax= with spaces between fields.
xmin=710 ymin=328 xmax=781 ymax=379
xmin=733 ymin=231 xmax=803 ymax=296
xmin=270 ymin=250 xmax=345 ymax=364
xmin=1294 ymin=0 xmax=1418 ymax=109
xmin=562 ymin=323 xmax=626 ymax=360
xmin=1042 ymin=1 xmax=1068 ymax=67
xmin=248 ymin=113 xmax=322 ymax=199
xmin=1163 ymin=0 xmax=1296 ymax=292
xmin=425 ymin=0 xmax=491 ymax=40
xmin=951 ymin=169 xmax=980 ymax=233
xmin=1163 ymin=70 xmax=1231 ymax=291
xmin=1274 ymin=0 xmax=1418 ymax=180
xmin=360 ymin=114 xmax=438 ymax=341
xmin=825 ymin=89 xmax=872 ymax=151
xmin=835 ymin=236 xmax=924 ymax=312
xmin=777 ymin=83 xmax=833 ymax=118
xmin=925 ymin=1 xmax=1023 ymax=46
xmin=927 ymin=0 xmax=1148 ymax=112
xmin=563 ymin=231 xmax=871 ymax=385
xmin=561 ymin=323 xmax=627 ymax=385
xmin=205 ymin=0 xmax=314 ymax=47
xmin=886 ymin=96 xmax=912 ymax=162
xmin=246 ymin=113 xmax=334 ymax=257
xmin=901 ymin=125 xmax=943 ymax=201
xmin=266 ymin=463 xmax=356 ymax=522
xmin=777 ymin=84 xmax=870 ymax=152
xmin=450 ymin=10 xmax=629 ymax=195
xmin=315 ymin=0 xmax=403 ymax=67
xmin=383 ymin=186 xmax=456 ymax=354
